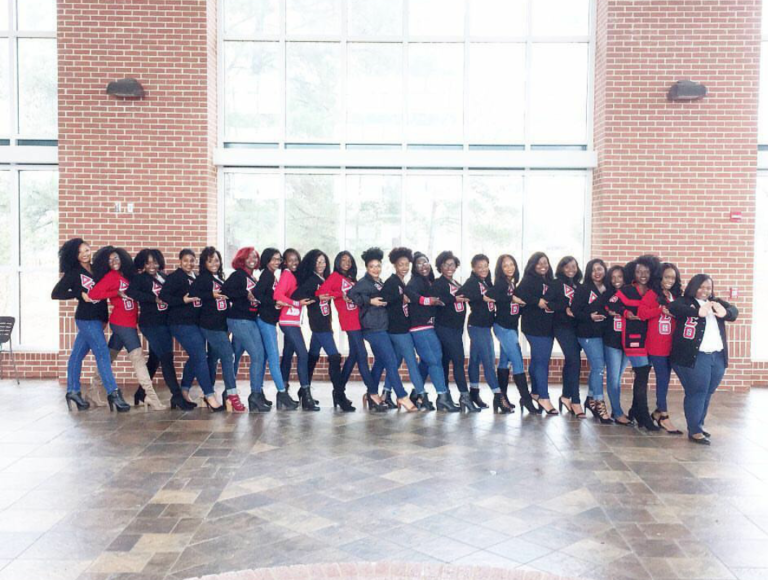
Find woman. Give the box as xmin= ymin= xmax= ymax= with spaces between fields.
xmin=223 ymin=247 xmax=270 ymax=413
xmin=51 ymin=238 xmax=128 ymax=412
xmin=294 ymin=249 xmax=354 ymax=412
xmin=606 ymin=255 xmax=660 ymax=431
xmin=252 ymin=248 xmax=299 ymax=410
xmin=317 ymin=251 xmax=385 ymax=410
xmin=639 ymin=262 xmax=683 ymax=434
xmin=670 ymin=275 xmax=738 ymax=445
xmin=459 ymin=254 xmax=514 ymax=414
xmin=549 ymin=256 xmax=584 ymax=417
xmin=277 ymin=249 xmax=304 ymax=398
xmin=274 ymin=248 xmax=317 ymax=411
xmin=489 ymin=254 xmax=537 ymax=414
xmin=433 ymin=251 xmax=479 ymax=413
xmin=516 ymin=252 xmax=558 ymax=415
xmin=159 ymin=249 xmax=223 ymax=412
xmin=348 ymin=248 xmax=417 ymax=412
xmin=571 ymin=258 xmax=612 ymax=423
xmin=603 ymin=265 xmax=632 ymax=425
xmin=405 ymin=252 xmax=459 ymax=412
xmin=127 ymin=249 xmax=195 ymax=410
xmin=189 ymin=246 xmax=245 ymax=413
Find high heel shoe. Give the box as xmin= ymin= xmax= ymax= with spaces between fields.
xmin=409 ymin=389 xmax=434 ymax=411
xmin=688 ymin=434 xmax=711 ymax=446
xmin=492 ymin=392 xmax=514 ymax=414
xmin=362 ymin=393 xmax=388 ymax=413
xmin=202 ymin=394 xmax=225 ymax=412
xmin=536 ymin=398 xmax=559 ymax=415
xmin=139 ymin=384 xmax=167 ymax=411
xmin=628 ymin=407 xmax=659 ymax=431
xmin=170 ymin=393 xmax=196 ymax=410
xmin=458 ymin=392 xmax=481 ymax=413
xmin=381 ymin=390 xmax=397 ymax=409
xmin=436 ymin=392 xmax=460 ymax=412
xmin=558 ymin=396 xmax=573 ymax=415
xmin=134 ymin=386 xmax=146 ymax=406
xmin=107 ymin=389 xmax=130 ymax=413
xmin=653 ymin=410 xmax=683 ymax=435
xmin=332 ymin=390 xmax=356 ymax=412
xmin=591 ymin=400 xmax=613 ymax=424
xmin=396 ymin=396 xmax=419 ymax=412
xmin=300 ymin=386 xmax=320 ymax=411
xmin=225 ymin=393 xmax=247 ymax=414
xmin=297 ymin=386 xmax=319 ymax=406
xmin=276 ymin=391 xmax=299 ymax=411
xmin=247 ymin=391 xmax=272 ymax=413
xmin=469 ymin=388 xmax=488 ymax=409
xmin=65 ymin=392 xmax=90 ymax=411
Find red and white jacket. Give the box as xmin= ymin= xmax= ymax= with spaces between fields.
xmin=89 ymin=270 xmax=138 ymax=328
xmin=638 ymin=289 xmax=676 ymax=357
xmin=274 ymin=269 xmax=303 ymax=327
xmin=316 ymin=271 xmax=361 ymax=332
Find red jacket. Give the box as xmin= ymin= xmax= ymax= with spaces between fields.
xmin=638 ymin=289 xmax=676 ymax=357
xmin=317 ymin=272 xmax=361 ymax=332
xmin=274 ymin=269 xmax=303 ymax=327
xmin=89 ymin=270 xmax=138 ymax=328
xmin=608 ymin=282 xmax=648 ymax=357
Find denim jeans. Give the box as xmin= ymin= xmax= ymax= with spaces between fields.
xmin=554 ymin=325 xmax=582 ymax=403
xmin=309 ymin=331 xmax=340 ymax=357
xmin=256 ymin=318 xmax=286 ymax=392
xmin=673 ymin=351 xmax=726 ymax=436
xmin=526 ymin=334 xmax=554 ymax=399
xmin=68 ymin=319 xmax=119 ymax=394
xmin=200 ymin=328 xmax=238 ymax=395
xmin=229 ymin=318 xmax=266 ymax=394
xmin=108 ymin=323 xmax=142 ymax=353
xmin=169 ymin=324 xmax=215 ymax=396
xmin=467 ymin=326 xmax=500 ymax=392
xmin=604 ymin=346 xmax=629 ymax=418
xmin=140 ymin=324 xmax=173 ymax=357
xmin=649 ymin=355 xmax=672 ymax=412
xmin=435 ymin=325 xmax=468 ymax=393
xmin=411 ymin=329 xmax=447 ymax=394
xmin=341 ymin=329 xmax=377 ymax=392
xmin=363 ymin=329 xmax=406 ymax=397
xmin=373 ymin=332 xmax=425 ymax=394
xmin=280 ymin=325 xmax=310 ymax=387
xmin=493 ymin=324 xmax=525 ymax=375
xmin=628 ymin=354 xmax=650 ymax=368
xmin=578 ymin=337 xmax=606 ymax=400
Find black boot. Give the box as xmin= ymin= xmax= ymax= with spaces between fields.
xmin=161 ymin=353 xmax=196 ymax=409
xmin=134 ymin=386 xmax=146 ymax=406
xmin=276 ymin=390 xmax=299 ymax=411
xmin=300 ymin=386 xmax=320 ymax=411
xmin=328 ymin=354 xmax=355 ymax=411
xmin=307 ymin=354 xmax=320 ymax=385
xmin=458 ymin=392 xmax=481 ymax=413
xmin=107 ymin=389 xmax=130 ymax=413
xmin=497 ymin=368 xmax=510 ymax=398
xmin=628 ymin=366 xmax=659 ymax=431
xmin=382 ymin=389 xmax=397 ymax=409
xmin=493 ymin=392 xmax=514 ymax=414
xmin=248 ymin=391 xmax=272 ymax=413
xmin=65 ymin=391 xmax=90 ymax=411
xmin=513 ymin=373 xmax=539 ymax=414
xmin=436 ymin=392 xmax=460 ymax=412
xmin=470 ymin=387 xmax=488 ymax=409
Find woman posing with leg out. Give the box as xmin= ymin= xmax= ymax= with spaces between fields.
xmin=459 ymin=255 xmax=514 ymax=414
xmin=670 ymin=275 xmax=738 ymax=445
xmin=278 ymin=249 xmax=302 ymax=397
xmin=274 ymin=248 xmax=317 ymax=411
xmin=406 ymin=252 xmax=459 ymax=412
xmin=433 ymin=251 xmax=479 ymax=413
xmin=294 ymin=250 xmax=354 ymax=412
xmin=639 ymin=262 xmax=683 ymax=434
xmin=51 ymin=238 xmax=127 ymax=411
xmin=571 ymin=259 xmax=612 ymax=423
xmin=160 ymin=249 xmax=223 ymax=411
xmin=252 ymin=248 xmax=299 ymax=410
xmin=89 ymin=246 xmax=165 ymax=411
xmin=516 ymin=252 xmax=558 ymax=415
xmin=128 ymin=249 xmax=195 ymax=410
xmin=348 ymin=248 xmax=417 ymax=412
xmin=606 ymin=255 xmax=660 ymax=431
xmin=489 ymin=254 xmax=537 ymax=414
xmin=317 ymin=251 xmax=385 ymax=410
xmin=603 ymin=265 xmax=632 ymax=425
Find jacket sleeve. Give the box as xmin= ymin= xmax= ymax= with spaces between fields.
xmin=317 ymin=273 xmax=342 ymax=299
xmin=433 ymin=279 xmax=455 ymax=305
xmin=716 ymin=299 xmax=739 ymax=322
xmin=222 ymin=271 xmax=248 ymax=299
xmin=607 ymin=290 xmax=628 ymax=316
xmin=159 ymin=272 xmax=186 ymax=307
xmin=487 ymin=279 xmax=511 ymax=305
xmin=405 ymin=278 xmax=437 ymax=306
xmin=273 ymin=272 xmax=300 ymax=307
xmin=380 ymin=278 xmax=402 ymax=304
xmin=638 ymin=290 xmax=663 ymax=321
xmin=546 ymin=283 xmax=568 ymax=313
xmin=126 ymin=276 xmax=157 ymax=304
xmin=293 ymin=277 xmax=316 ymax=302
xmin=188 ymin=275 xmax=215 ymax=302
xmin=347 ymin=281 xmax=371 ymax=307
xmin=51 ymin=271 xmax=79 ymax=301
xmin=570 ymin=286 xmax=592 ymax=323
xmin=253 ymin=274 xmax=276 ymax=308
xmin=515 ymin=278 xmax=537 ymax=306
xmin=458 ymin=279 xmax=481 ymax=301
xmin=88 ymin=272 xmax=120 ymax=301
xmin=669 ymin=297 xmax=699 ymax=319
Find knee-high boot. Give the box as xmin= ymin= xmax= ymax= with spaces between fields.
xmin=128 ymin=349 xmax=167 ymax=410
xmin=514 ymin=372 xmax=539 ymax=414
xmin=329 ymin=353 xmax=354 ymax=411
xmin=160 ymin=352 xmax=196 ymax=410
xmin=628 ymin=365 xmax=658 ymax=431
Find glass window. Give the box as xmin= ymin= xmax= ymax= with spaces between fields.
xmin=345 ymin=174 xmax=402 ymax=261
xmin=531 ymin=0 xmax=590 ymax=37
xmin=469 ymin=0 xmax=527 ymax=38
xmin=17 ymin=38 xmax=58 ymax=137
xmin=285 ymin=174 xmax=343 ymax=257
xmin=408 ymin=0 xmax=464 ymax=37
xmin=347 ymin=0 xmax=403 ymax=37
xmin=19 ymin=170 xmax=58 ymax=268
xmin=223 ymin=173 xmax=282 ymax=264
xmin=0 ymin=170 xmax=9 ymax=265
xmin=403 ymin=175 xmax=462 ymax=259
xmin=465 ymin=174 xmax=524 ymax=264
xmin=0 ymin=0 xmax=8 ymax=30
xmin=754 ymin=175 xmax=768 ymax=359
xmin=20 ymin=271 xmax=58 ymax=349
xmin=17 ymin=0 xmax=57 ymax=32
xmin=223 ymin=0 xmax=280 ymax=36
xmin=286 ymin=0 xmax=341 ymax=35
xmin=0 ymin=39 xmax=9 ymax=136
xmin=760 ymin=42 xmax=768 ymax=144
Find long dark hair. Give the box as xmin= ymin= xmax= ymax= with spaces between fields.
xmin=92 ymin=246 xmax=134 ymax=282
xmin=523 ymin=252 xmax=554 ymax=282
xmin=411 ymin=251 xmax=435 ymax=282
xmin=555 ymin=256 xmax=583 ymax=284
xmin=333 ymin=250 xmax=358 ymax=281
xmin=199 ymin=246 xmax=225 ymax=279
xmin=58 ymin=237 xmax=86 ymax=273
xmin=684 ymin=274 xmax=715 ymax=300
xmin=260 ymin=247 xmax=282 ymax=271
xmin=584 ymin=258 xmax=607 ymax=287
xmin=494 ymin=254 xmax=520 ymax=285
xmin=297 ymin=249 xmax=330 ymax=284
xmin=652 ymin=262 xmax=682 ymax=301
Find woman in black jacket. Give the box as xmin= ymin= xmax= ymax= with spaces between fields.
xmin=670 ymin=274 xmax=738 ymax=445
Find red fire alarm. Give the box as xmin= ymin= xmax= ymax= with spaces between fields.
xmin=730 ymin=211 xmax=742 ymax=222
xmin=730 ymin=287 xmax=738 ymax=299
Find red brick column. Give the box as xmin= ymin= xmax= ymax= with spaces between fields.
xmin=592 ymin=0 xmax=762 ymax=390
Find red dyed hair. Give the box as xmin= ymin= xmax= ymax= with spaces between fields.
xmin=231 ymin=247 xmax=259 ymax=271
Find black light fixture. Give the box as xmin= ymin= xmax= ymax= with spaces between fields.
xmin=106 ymin=78 xmax=145 ymax=99
xmin=667 ymin=80 xmax=707 ymax=101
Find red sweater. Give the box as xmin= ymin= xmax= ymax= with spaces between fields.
xmin=317 ymin=272 xmax=361 ymax=332
xmin=638 ymin=289 xmax=676 ymax=357
xmin=89 ymin=270 xmax=138 ymax=328
xmin=274 ymin=269 xmax=303 ymax=327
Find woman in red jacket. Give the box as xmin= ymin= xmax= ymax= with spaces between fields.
xmin=88 ymin=246 xmax=165 ymax=411
xmin=638 ymin=262 xmax=683 ymax=434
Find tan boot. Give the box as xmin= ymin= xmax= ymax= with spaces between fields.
xmin=128 ymin=349 xmax=166 ymax=410
xmin=86 ymin=349 xmax=119 ymax=407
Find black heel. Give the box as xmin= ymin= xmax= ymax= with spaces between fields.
xmin=107 ymin=389 xmax=130 ymax=413
xmin=276 ymin=391 xmax=299 ymax=411
xmin=65 ymin=392 xmax=90 ymax=411
xmin=332 ymin=390 xmax=355 ymax=412
xmin=436 ymin=392 xmax=460 ymax=413
xmin=492 ymin=393 xmax=514 ymax=414
xmin=458 ymin=392 xmax=481 ymax=413
xmin=134 ymin=386 xmax=146 ymax=407
xmin=381 ymin=390 xmax=397 ymax=409
xmin=247 ymin=391 xmax=272 ymax=413
xmin=203 ymin=395 xmax=225 ymax=413
xmin=469 ymin=388 xmax=488 ymax=409
xmin=300 ymin=387 xmax=320 ymax=411
xmin=362 ymin=393 xmax=388 ymax=413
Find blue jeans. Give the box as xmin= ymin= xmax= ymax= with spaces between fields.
xmin=200 ymin=328 xmax=238 ymax=396
xmin=649 ymin=355 xmax=672 ymax=412
xmin=140 ymin=324 xmax=173 ymax=357
xmin=628 ymin=354 xmax=650 ymax=368
xmin=673 ymin=351 xmax=726 ymax=436
xmin=411 ymin=329 xmax=447 ymax=394
xmin=467 ymin=326 xmax=500 ymax=392
xmin=229 ymin=318 xmax=266 ymax=394
xmin=68 ymin=319 xmax=119 ymax=394
xmin=363 ymin=330 xmax=406 ymax=398
xmin=435 ymin=325 xmax=468 ymax=393
xmin=280 ymin=325 xmax=309 ymax=387
xmin=578 ymin=337 xmax=605 ymax=400
xmin=256 ymin=318 xmax=286 ymax=392
xmin=373 ymin=332 xmax=425 ymax=394
xmin=341 ymin=329 xmax=377 ymax=392
xmin=526 ymin=334 xmax=554 ymax=399
xmin=170 ymin=324 xmax=215 ymax=396
xmin=554 ymin=325 xmax=582 ymax=404
xmin=309 ymin=331 xmax=340 ymax=357
xmin=108 ymin=323 xmax=142 ymax=352
xmin=494 ymin=324 xmax=524 ymax=375
xmin=604 ymin=346 xmax=629 ymax=418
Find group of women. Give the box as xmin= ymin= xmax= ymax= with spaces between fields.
xmin=52 ymin=238 xmax=738 ymax=445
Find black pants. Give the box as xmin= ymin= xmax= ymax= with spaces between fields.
xmin=435 ymin=325 xmax=468 ymax=393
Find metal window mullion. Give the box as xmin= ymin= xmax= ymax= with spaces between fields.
xmin=217 ymin=0 xmax=226 ymax=149
xmin=462 ymin=0 xmax=470 ymax=149
xmin=523 ymin=0 xmax=533 ymax=151
xmin=402 ymin=0 xmax=409 ymax=147
xmin=10 ymin=167 xmax=20 ymax=345
xmin=280 ymin=0 xmax=287 ymax=149
xmin=340 ymin=0 xmax=348 ymax=153
xmin=585 ymin=0 xmax=597 ymax=151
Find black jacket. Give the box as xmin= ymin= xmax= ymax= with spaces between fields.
xmin=488 ymin=277 xmax=520 ymax=331
xmin=548 ymin=277 xmax=579 ymax=330
xmin=516 ymin=274 xmax=554 ymax=337
xmin=405 ymin=275 xmax=439 ymax=329
xmin=159 ymin=268 xmax=201 ymax=326
xmin=433 ymin=276 xmax=467 ymax=330
xmin=381 ymin=274 xmax=410 ymax=334
xmin=348 ymin=273 xmax=388 ymax=332
xmin=221 ymin=268 xmax=259 ymax=321
xmin=51 ymin=265 xmax=109 ymax=322
xmin=253 ymin=269 xmax=280 ymax=325
xmin=294 ymin=273 xmax=332 ymax=333
xmin=127 ymin=271 xmax=169 ymax=327
xmin=571 ymin=281 xmax=608 ymax=339
xmin=189 ymin=270 xmax=228 ymax=332
xmin=669 ymin=297 xmax=738 ymax=368
xmin=459 ymin=273 xmax=495 ymax=328
xmin=602 ymin=287 xmax=624 ymax=350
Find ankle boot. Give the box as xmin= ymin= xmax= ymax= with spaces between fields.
xmin=469 ymin=387 xmax=488 ymax=409
xmin=248 ymin=391 xmax=272 ymax=413
xmin=128 ymin=349 xmax=166 ymax=410
xmin=436 ymin=392 xmax=460 ymax=412
xmin=497 ymin=368 xmax=510 ymax=398
xmin=65 ymin=391 xmax=90 ymax=411
xmin=276 ymin=390 xmax=299 ymax=411
xmin=328 ymin=354 xmax=354 ymax=411
xmin=107 ymin=388 xmax=130 ymax=413
xmin=458 ymin=392 xmax=481 ymax=413
xmin=493 ymin=392 xmax=514 ymax=414
xmin=162 ymin=353 xmax=196 ymax=409
xmin=513 ymin=373 xmax=539 ymax=414
xmin=87 ymin=348 xmax=119 ymax=407
xmin=300 ymin=386 xmax=320 ymax=411
xmin=382 ymin=389 xmax=397 ymax=409
xmin=628 ymin=365 xmax=659 ymax=431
